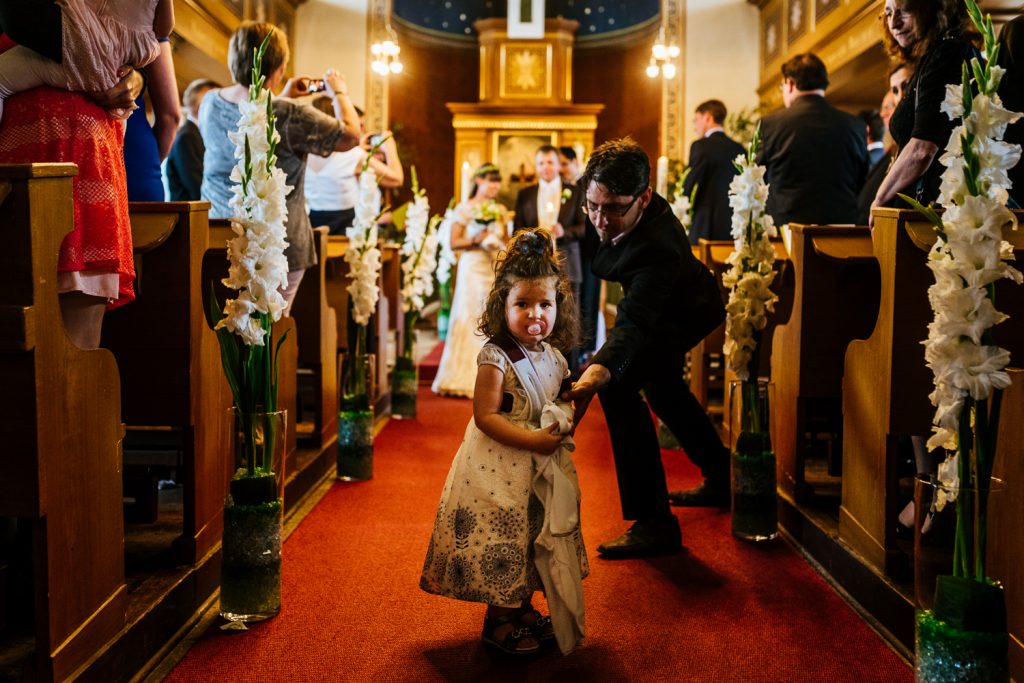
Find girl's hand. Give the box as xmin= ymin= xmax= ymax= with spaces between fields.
xmin=531 ymin=424 xmax=566 ymax=455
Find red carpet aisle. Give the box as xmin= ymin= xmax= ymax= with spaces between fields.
xmin=165 ymin=388 xmax=911 ymax=682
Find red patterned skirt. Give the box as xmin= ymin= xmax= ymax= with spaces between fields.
xmin=0 ymin=87 xmax=134 ymax=308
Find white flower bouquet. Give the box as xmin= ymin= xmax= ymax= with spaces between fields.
xmin=904 ymin=1 xmax=1021 ymax=676
xmin=212 ymin=32 xmax=293 ymax=484
xmin=722 ymin=126 xmax=780 ymax=542
xmin=670 ymin=166 xmax=697 ymax=235
xmin=399 ymin=167 xmax=440 ymax=319
xmin=723 ymin=127 xmax=779 ymax=383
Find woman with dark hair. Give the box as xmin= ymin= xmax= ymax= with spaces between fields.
xmin=431 ymin=163 xmax=510 ymax=397
xmin=200 ymin=21 xmax=361 ymax=313
xmin=869 ymin=0 xmax=978 ymax=225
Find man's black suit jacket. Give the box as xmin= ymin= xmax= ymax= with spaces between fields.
xmin=683 ymin=130 xmax=745 ymax=244
xmin=590 ymin=193 xmax=725 ymax=382
xmin=756 ymin=95 xmax=868 ymax=226
xmin=166 ymin=120 xmax=205 ymax=202
xmin=513 ymin=182 xmax=586 ymax=283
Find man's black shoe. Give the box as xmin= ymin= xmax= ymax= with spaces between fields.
xmin=668 ymin=481 xmax=729 ymax=508
xmin=597 ymin=516 xmax=682 ymax=559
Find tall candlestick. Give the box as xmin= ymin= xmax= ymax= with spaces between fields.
xmin=461 ymin=161 xmax=472 ymax=203
xmin=656 ymin=155 xmax=669 ymax=197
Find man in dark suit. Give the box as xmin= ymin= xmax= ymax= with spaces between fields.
xmin=514 ymin=144 xmax=586 ymax=369
xmin=563 ymin=138 xmax=730 ymax=559
xmin=166 ymin=78 xmax=219 ymax=201
xmin=682 ymin=99 xmax=745 ymax=244
xmin=859 ymin=109 xmax=887 ymax=171
xmin=757 ymin=53 xmax=868 ymax=226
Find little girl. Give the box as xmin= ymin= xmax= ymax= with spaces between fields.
xmin=420 ymin=228 xmax=588 ymax=656
xmin=0 ymin=0 xmax=172 ymax=121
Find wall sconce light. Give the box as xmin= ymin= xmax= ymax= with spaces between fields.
xmin=371 ymin=24 xmax=403 ymax=76
xmin=647 ymin=26 xmax=680 ymax=79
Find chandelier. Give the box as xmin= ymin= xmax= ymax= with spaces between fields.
xmin=646 ymin=26 xmax=680 ymax=79
xmin=371 ymin=24 xmax=403 ymax=76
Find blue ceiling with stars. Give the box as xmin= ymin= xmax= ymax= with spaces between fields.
xmin=393 ymin=0 xmax=660 ymax=42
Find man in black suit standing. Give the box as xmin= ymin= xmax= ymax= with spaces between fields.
xmin=683 ymin=99 xmax=745 ymax=244
xmin=514 ymin=144 xmax=586 ymax=369
xmin=166 ymin=79 xmax=219 ymax=201
xmin=757 ymin=53 xmax=868 ymax=226
xmin=563 ymin=138 xmax=730 ymax=559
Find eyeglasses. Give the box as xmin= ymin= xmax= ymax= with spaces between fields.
xmin=583 ymin=193 xmax=641 ymax=218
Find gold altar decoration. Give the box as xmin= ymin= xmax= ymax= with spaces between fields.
xmin=449 ymin=18 xmax=603 ymax=208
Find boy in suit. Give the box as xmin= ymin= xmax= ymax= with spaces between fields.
xmin=683 ymin=99 xmax=745 ymax=244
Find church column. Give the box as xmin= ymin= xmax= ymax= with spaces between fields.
xmin=661 ymin=0 xmax=686 ymax=163
xmin=366 ymin=0 xmax=390 ymax=133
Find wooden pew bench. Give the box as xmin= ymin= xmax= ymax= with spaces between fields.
xmin=103 ymin=202 xmax=232 ymax=564
xmin=771 ymin=224 xmax=879 ymax=503
xmin=0 ymin=164 xmax=126 ymax=682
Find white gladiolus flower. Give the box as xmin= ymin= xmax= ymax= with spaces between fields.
xmin=723 ymin=144 xmax=778 ymax=380
xmin=345 ymin=171 xmax=384 ymax=326
xmin=436 ymin=208 xmax=457 ymax=286
xmin=671 ymin=195 xmax=692 ymax=232
xmin=217 ymin=85 xmax=291 ymax=347
xmin=400 ymin=190 xmax=440 ymax=314
xmin=923 ymin=48 xmax=1021 ymax=454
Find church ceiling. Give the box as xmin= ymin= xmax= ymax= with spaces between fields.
xmin=392 ymin=0 xmax=660 ymax=42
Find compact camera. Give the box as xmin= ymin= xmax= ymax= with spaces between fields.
xmin=306 ymin=78 xmax=327 ymax=93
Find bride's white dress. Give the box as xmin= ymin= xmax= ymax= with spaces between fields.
xmin=431 ymin=202 xmax=504 ymax=397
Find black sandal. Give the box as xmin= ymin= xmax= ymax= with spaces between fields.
xmin=519 ymin=608 xmax=555 ymax=645
xmin=481 ymin=612 xmax=540 ymax=655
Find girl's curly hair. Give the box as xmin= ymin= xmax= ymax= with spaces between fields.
xmin=478 ymin=228 xmax=580 ymax=352
xmin=880 ymin=0 xmax=978 ymax=64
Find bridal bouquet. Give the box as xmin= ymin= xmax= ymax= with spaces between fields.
xmin=904 ymin=1 xmax=1021 ymax=678
xmin=472 ymin=199 xmax=504 ymax=225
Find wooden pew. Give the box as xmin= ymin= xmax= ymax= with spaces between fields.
xmin=689 ymin=240 xmax=732 ymax=418
xmin=207 ymin=220 xmax=299 ymax=474
xmin=0 ymin=164 xmax=126 ymax=681
xmin=841 ymin=208 xmax=1024 ymax=575
xmin=290 ymin=227 xmax=338 ymax=449
xmin=771 ymin=225 xmax=879 ymax=501
xmin=103 ymin=202 xmax=233 ymax=564
xmin=718 ymin=240 xmax=794 ymax=448
xmin=990 ymin=367 xmax=1024 ymax=681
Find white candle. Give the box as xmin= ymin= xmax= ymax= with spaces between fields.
xmin=460 ymin=161 xmax=472 ymax=203
xmin=656 ymin=155 xmax=668 ymax=197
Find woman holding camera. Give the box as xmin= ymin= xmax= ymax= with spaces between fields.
xmin=200 ymin=21 xmax=361 ymax=313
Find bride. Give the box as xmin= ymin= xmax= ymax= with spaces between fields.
xmin=431 ymin=163 xmax=509 ymax=397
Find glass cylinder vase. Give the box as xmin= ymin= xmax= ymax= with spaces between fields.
xmin=913 ymin=474 xmax=1008 ymax=683
xmin=338 ymin=351 xmax=375 ymax=481
xmin=221 ymin=409 xmax=285 ymax=624
xmin=389 ymin=333 xmax=417 ymax=419
xmin=729 ymin=378 xmax=777 ymax=542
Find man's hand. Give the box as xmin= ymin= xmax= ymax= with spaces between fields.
xmin=87 ymin=66 xmax=143 ymax=113
xmin=561 ymin=363 xmax=611 ymax=426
